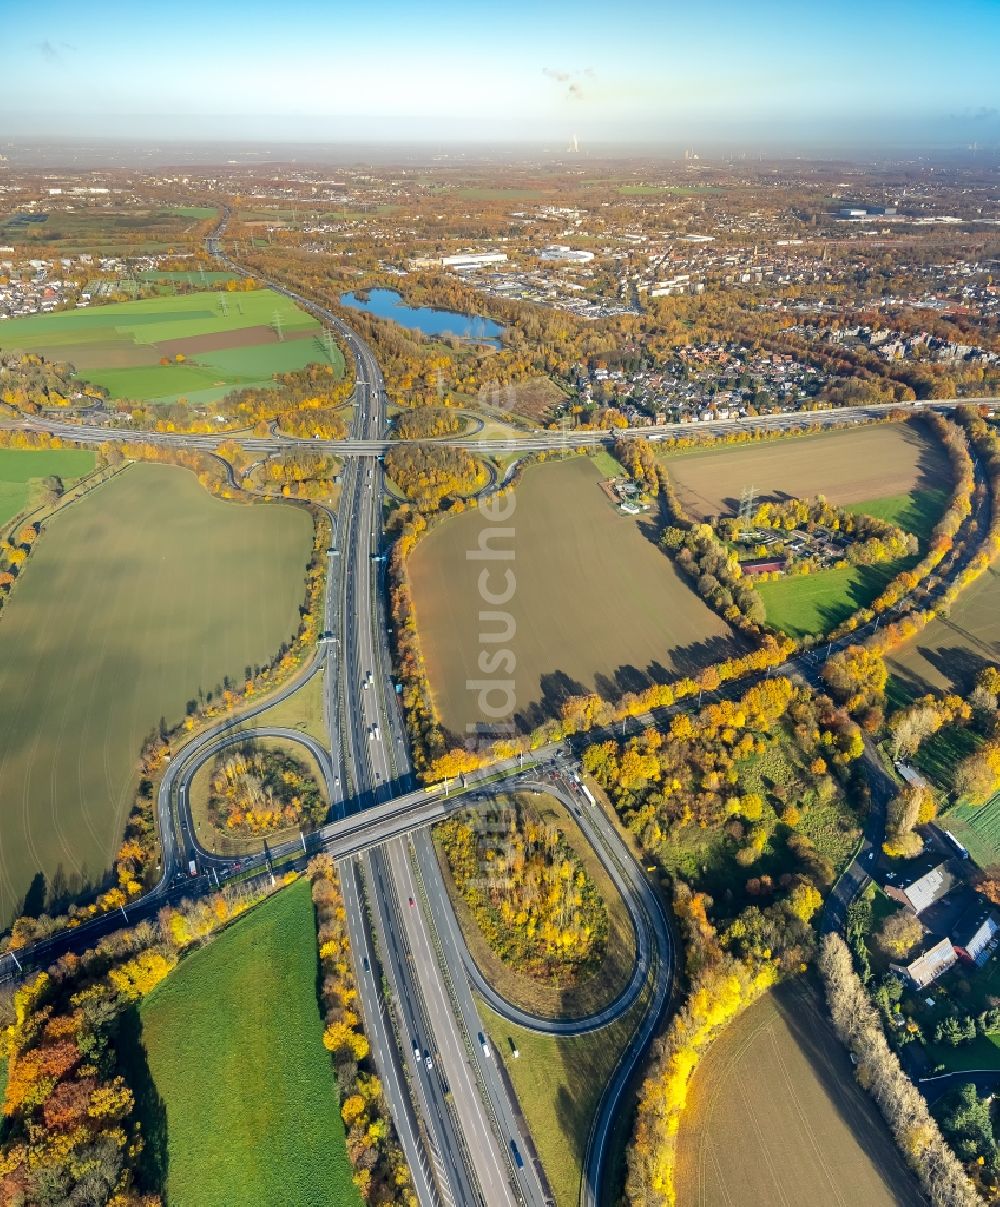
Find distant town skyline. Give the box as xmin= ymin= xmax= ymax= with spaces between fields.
xmin=3 ymin=0 xmax=999 ymax=150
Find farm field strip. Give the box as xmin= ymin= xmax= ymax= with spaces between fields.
xmin=661 ymin=422 xmax=949 ymax=521
xmin=942 ymin=791 xmax=1000 ymax=871
xmin=888 ymin=563 xmax=1000 ymax=695
xmin=673 ymin=983 xmax=921 ymax=1207
xmin=0 ymin=287 xmax=343 ymax=403
xmin=127 ymin=879 xmax=359 ymax=1206
xmin=407 ymin=456 xmax=742 ymax=736
xmin=0 ymin=463 xmax=313 ymax=922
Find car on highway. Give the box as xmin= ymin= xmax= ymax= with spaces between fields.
xmin=478 ymin=1032 xmax=491 ymax=1059
xmin=408 ymin=896 xmax=415 ymax=907
xmin=510 ymin=1139 xmax=524 ymax=1170
xmin=424 ymin=1051 xmax=433 ymax=1070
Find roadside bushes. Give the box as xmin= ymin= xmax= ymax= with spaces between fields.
xmin=819 ymin=933 xmax=981 ymax=1207
xmin=309 ymin=857 xmax=417 ymax=1206
xmin=0 ymin=878 xmax=282 ymax=1204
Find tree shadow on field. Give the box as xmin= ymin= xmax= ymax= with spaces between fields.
xmin=515 ymin=670 xmax=588 ymax=732
xmin=916 ymin=642 xmax=995 ymax=693
xmin=911 ymin=424 xmax=952 ymax=492
xmin=668 ymin=634 xmax=744 ymax=677
xmin=772 ymin=980 xmax=923 ymax=1206
xmin=115 ymin=1007 xmax=168 ymax=1197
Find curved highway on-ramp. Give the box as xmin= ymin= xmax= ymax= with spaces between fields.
xmin=5 ymin=214 xmax=995 ymax=1205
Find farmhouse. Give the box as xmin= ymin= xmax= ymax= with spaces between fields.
xmin=741 ymin=557 xmax=784 ymax=576
xmin=891 ymin=936 xmax=958 ymax=989
xmin=885 ymin=860 xmax=957 ymax=913
xmin=952 ymin=904 xmax=1000 ymax=966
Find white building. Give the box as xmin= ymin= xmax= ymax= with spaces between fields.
xmin=440 ymin=252 xmax=509 ymax=270
xmin=538 ymin=245 xmax=595 ymax=263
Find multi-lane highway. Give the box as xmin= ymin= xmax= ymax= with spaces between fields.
xmin=7 ymin=396 xmax=1000 ymax=464
xmin=3 ymin=217 xmax=996 ymax=1206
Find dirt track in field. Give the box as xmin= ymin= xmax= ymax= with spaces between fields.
xmin=674 ymin=981 xmax=923 ymax=1207
xmin=664 ymin=422 xmax=949 ymax=520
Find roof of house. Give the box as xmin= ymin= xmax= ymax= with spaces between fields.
xmin=893 ymin=936 xmax=957 ymax=987
xmin=953 ymin=903 xmax=1000 ymax=949
xmin=898 ymin=861 xmax=957 ymax=913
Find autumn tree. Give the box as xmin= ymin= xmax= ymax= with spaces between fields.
xmin=877 ymin=910 xmax=926 ymax=959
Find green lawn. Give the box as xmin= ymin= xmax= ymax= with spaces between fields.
xmin=758 ymin=486 xmax=948 ymax=639
xmin=0 ymin=448 xmax=95 ymax=524
xmin=926 ymin=1033 xmax=1000 ymax=1073
xmin=0 ymin=463 xmax=313 ymax=923
xmin=126 ymin=880 xmax=360 ymax=1206
xmin=251 ymin=668 xmax=329 ymax=745
xmin=757 ymin=562 xmax=898 ymax=639
xmin=587 ymin=448 xmax=627 ymax=479
xmin=846 ymin=486 xmax=948 ymax=543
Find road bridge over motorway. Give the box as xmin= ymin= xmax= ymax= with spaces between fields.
xmin=2 ymin=214 xmax=997 ymax=1205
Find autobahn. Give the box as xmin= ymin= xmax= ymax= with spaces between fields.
xmin=2 ymin=219 xmax=996 ymax=1205
xmin=6 ymin=396 xmax=1000 ymax=462
xmin=249 ymin=233 xmax=550 ymax=1207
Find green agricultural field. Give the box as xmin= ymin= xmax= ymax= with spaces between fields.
xmin=755 ymin=483 xmax=949 ymax=639
xmin=407 ymin=457 xmax=742 ymax=736
xmin=137 ymin=269 xmax=233 ymax=285
xmin=161 ymin=205 xmax=219 ymax=220
xmin=756 ymin=562 xmax=899 ymax=639
xmin=673 ymin=981 xmax=921 ymax=1207
xmin=0 ymin=207 xmax=210 ymax=254
xmin=0 ymin=447 xmax=95 ymax=525
xmin=846 ymin=486 xmax=949 ymax=543
xmin=0 ymin=288 xmax=343 ymax=404
xmin=125 ymin=880 xmax=360 ymax=1206
xmin=940 ymin=793 xmax=1000 ymax=871
xmin=0 ymin=463 xmax=313 ymax=923
xmin=889 ymin=563 xmax=1000 ymax=695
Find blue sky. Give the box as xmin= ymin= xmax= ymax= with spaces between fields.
xmin=3 ymin=0 xmax=998 ymax=148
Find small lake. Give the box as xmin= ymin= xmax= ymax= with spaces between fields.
xmin=340 ymin=288 xmax=503 ymax=348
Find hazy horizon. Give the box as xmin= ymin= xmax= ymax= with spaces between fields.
xmin=2 ymin=0 xmax=997 ymax=159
